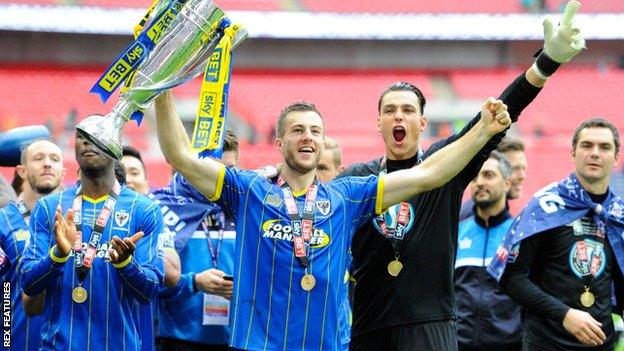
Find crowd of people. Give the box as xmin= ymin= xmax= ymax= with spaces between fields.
xmin=1 ymin=2 xmax=623 ymax=350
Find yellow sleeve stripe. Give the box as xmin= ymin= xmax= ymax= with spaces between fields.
xmin=112 ymin=255 xmax=133 ymax=268
xmin=49 ymin=245 xmax=70 ymax=263
xmin=208 ymin=164 xmax=226 ymax=201
xmin=375 ymin=175 xmax=385 ymax=215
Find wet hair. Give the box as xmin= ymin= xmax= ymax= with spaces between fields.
xmin=378 ymin=81 xmax=426 ymax=115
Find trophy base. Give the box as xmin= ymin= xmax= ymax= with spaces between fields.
xmin=75 ymin=113 xmax=125 ymax=160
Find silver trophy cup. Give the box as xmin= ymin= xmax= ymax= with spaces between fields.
xmin=77 ymin=0 xmax=246 ymax=159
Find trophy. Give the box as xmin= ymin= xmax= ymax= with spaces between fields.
xmin=77 ymin=0 xmax=247 ymax=160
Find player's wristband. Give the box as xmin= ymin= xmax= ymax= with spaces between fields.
xmin=192 ymin=273 xmax=199 ymax=293
xmin=50 ymin=245 xmax=70 ymax=263
xmin=533 ymin=49 xmax=561 ymax=78
xmin=112 ymin=255 xmax=133 ymax=268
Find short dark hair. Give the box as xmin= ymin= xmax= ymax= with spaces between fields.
xmin=497 ymin=137 xmax=525 ymax=153
xmin=222 ymin=129 xmax=239 ymax=153
xmin=572 ymin=118 xmax=620 ymax=156
xmin=276 ymin=102 xmax=323 ymax=138
xmin=122 ymin=145 xmax=143 ymax=163
xmin=378 ymin=81 xmax=426 ymax=115
xmin=122 ymin=145 xmax=146 ymax=174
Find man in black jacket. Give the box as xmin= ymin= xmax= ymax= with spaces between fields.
xmin=342 ymin=2 xmax=586 ymax=349
xmin=454 ymin=151 xmax=521 ymax=351
xmin=497 ymin=118 xmax=624 ymax=350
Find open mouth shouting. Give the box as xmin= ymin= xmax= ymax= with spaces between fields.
xmin=393 ymin=126 xmax=406 ymax=143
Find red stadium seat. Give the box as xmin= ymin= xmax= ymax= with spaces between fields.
xmin=2 ymin=65 xmax=623 ymax=188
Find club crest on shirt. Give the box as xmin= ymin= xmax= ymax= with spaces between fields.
xmin=316 ymin=200 xmax=331 ymax=216
xmin=459 ymin=236 xmax=472 ymax=250
xmin=266 ymin=194 xmax=283 ymax=208
xmin=114 ymin=210 xmax=130 ymax=227
xmin=372 ymin=202 xmax=415 ymax=239
xmin=14 ymin=229 xmax=30 ymax=242
xmin=569 ymin=238 xmax=606 ymax=279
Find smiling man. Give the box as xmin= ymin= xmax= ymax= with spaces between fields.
xmin=153 ymin=90 xmax=512 ymax=350
xmin=0 ymin=140 xmax=65 ymax=351
xmin=493 ymin=118 xmax=624 ymax=350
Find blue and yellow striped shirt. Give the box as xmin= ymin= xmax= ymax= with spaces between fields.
xmin=216 ymin=167 xmax=380 ymax=351
xmin=20 ymin=185 xmax=164 ymax=351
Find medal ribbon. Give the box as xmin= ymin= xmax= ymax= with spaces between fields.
xmin=278 ymin=176 xmax=318 ymax=268
xmin=573 ymin=216 xmax=606 ymax=293
xmin=201 ymin=211 xmax=224 ymax=268
xmin=375 ymin=154 xmax=421 ymax=258
xmin=72 ymin=181 xmax=121 ymax=283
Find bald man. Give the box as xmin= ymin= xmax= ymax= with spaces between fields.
xmin=0 ymin=140 xmax=65 ymax=351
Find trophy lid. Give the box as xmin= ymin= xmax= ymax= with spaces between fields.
xmin=75 ymin=114 xmax=123 ymax=160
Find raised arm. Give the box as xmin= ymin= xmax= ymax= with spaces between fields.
xmin=154 ymin=91 xmax=224 ymax=200
xmin=381 ymin=98 xmax=509 ymax=210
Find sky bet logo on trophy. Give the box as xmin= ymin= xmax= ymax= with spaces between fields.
xmin=82 ymin=0 xmax=247 ymax=159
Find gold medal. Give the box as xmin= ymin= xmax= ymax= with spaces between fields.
xmin=580 ymin=288 xmax=595 ymax=308
xmin=387 ymin=259 xmax=403 ymax=277
xmin=72 ymin=286 xmax=88 ymax=304
xmin=301 ymin=274 xmax=316 ymax=291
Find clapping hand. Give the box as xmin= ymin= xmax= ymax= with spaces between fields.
xmin=109 ymin=231 xmax=143 ymax=265
xmin=54 ymin=206 xmax=76 ymax=257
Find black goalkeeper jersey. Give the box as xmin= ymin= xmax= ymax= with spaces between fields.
xmin=340 ymin=73 xmax=542 ymax=337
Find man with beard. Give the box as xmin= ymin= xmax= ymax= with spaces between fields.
xmin=153 ymin=87 xmax=512 ymax=350
xmin=341 ymin=3 xmax=585 ymax=349
xmin=20 ymin=115 xmax=165 ymax=351
xmin=492 ymin=118 xmax=624 ymax=350
xmin=454 ymin=151 xmax=522 ymax=351
xmin=0 ymin=140 xmax=65 ymax=351
xmin=459 ymin=137 xmax=528 ymax=220
xmin=156 ymin=130 xmax=239 ymax=351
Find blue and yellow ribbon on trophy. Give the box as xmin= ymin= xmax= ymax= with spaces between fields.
xmin=191 ymin=19 xmax=240 ymax=158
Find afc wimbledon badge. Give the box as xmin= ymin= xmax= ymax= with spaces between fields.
xmin=114 ymin=210 xmax=130 ymax=227
xmin=316 ymin=200 xmax=331 ymax=216
xmin=266 ymin=194 xmax=283 ymax=208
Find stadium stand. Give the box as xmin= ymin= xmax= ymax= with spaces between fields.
xmin=1 ymin=64 xmax=622 ymax=192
